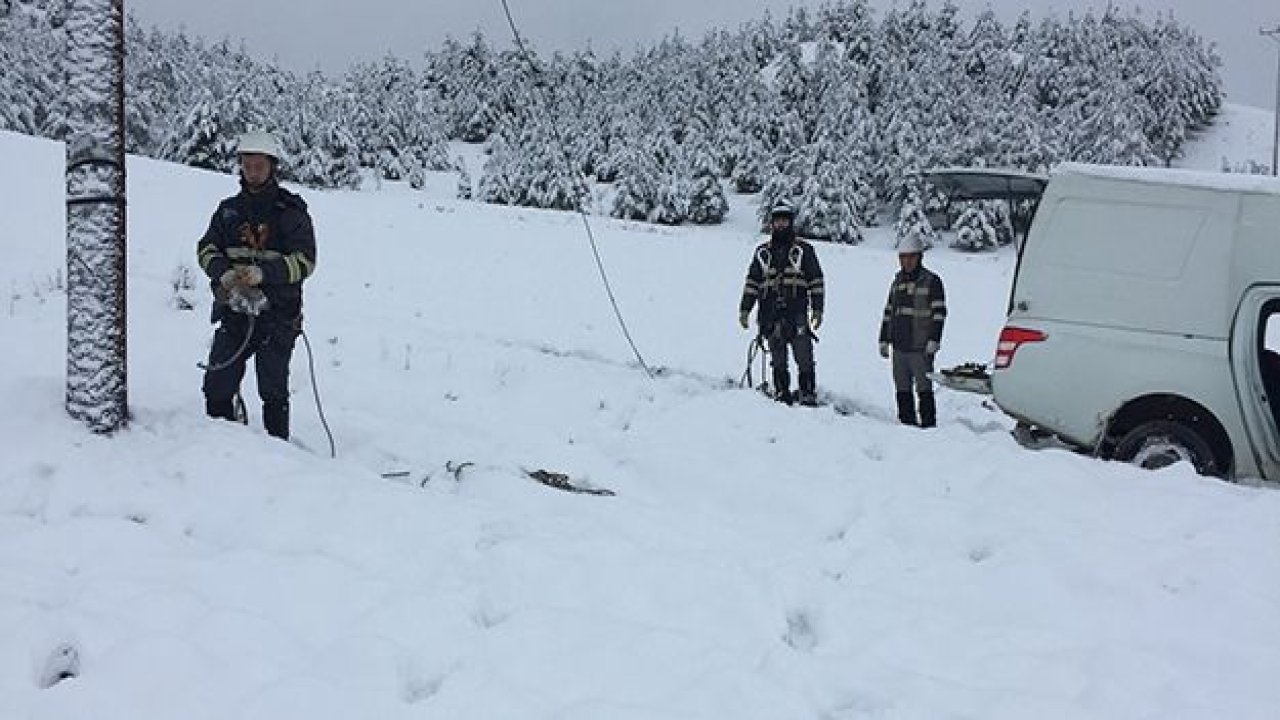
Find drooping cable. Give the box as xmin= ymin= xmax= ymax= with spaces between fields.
xmin=300 ymin=329 xmax=336 ymax=458
xmin=498 ymin=0 xmax=654 ymax=378
xmin=197 ymin=315 xmax=256 ymax=373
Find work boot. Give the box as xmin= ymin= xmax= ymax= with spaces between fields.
xmin=206 ymin=396 xmax=237 ymax=422
xmin=263 ymin=401 xmax=290 ymax=440
xmin=772 ymin=369 xmax=793 ymax=405
xmin=797 ymin=371 xmax=818 ymax=407
xmin=895 ymin=391 xmax=917 ymax=426
xmin=918 ymin=392 xmax=937 ymax=428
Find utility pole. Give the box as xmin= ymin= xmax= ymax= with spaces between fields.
xmin=1264 ymin=26 xmax=1280 ymax=176
xmin=64 ymin=0 xmax=128 ymax=433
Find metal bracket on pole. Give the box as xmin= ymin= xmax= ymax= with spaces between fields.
xmin=67 ymin=195 xmax=127 ymax=207
xmin=66 ymin=133 xmax=126 ymax=207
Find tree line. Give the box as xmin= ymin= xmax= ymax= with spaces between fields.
xmin=0 ymin=0 xmax=1222 ymax=245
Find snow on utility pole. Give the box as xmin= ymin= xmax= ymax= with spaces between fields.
xmin=64 ymin=0 xmax=128 ymax=433
xmin=1263 ymin=26 xmax=1280 ymax=177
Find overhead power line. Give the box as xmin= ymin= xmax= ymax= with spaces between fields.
xmin=497 ymin=0 xmax=655 ymax=378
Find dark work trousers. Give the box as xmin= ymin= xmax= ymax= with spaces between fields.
xmin=202 ymin=313 xmax=298 ymax=437
xmin=892 ymin=349 xmax=936 ymax=427
xmin=765 ymin=318 xmax=815 ymax=401
xmin=891 ymin=349 xmax=933 ymax=394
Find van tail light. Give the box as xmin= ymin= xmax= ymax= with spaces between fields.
xmin=994 ymin=326 xmax=1047 ymax=369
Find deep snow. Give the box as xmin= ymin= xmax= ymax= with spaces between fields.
xmin=1 ymin=104 xmax=1278 ymax=719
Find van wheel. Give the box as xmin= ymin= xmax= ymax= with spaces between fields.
xmin=1113 ymin=420 xmax=1217 ymax=475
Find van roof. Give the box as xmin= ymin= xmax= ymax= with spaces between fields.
xmin=1055 ymin=162 xmax=1280 ymax=196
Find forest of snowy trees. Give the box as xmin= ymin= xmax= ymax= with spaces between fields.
xmin=1 ymin=0 xmax=1222 ymax=244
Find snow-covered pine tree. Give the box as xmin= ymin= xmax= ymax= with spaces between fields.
xmin=795 ymin=133 xmax=864 ymax=244
xmin=475 ymin=113 xmax=583 ymax=210
xmin=756 ymin=162 xmax=805 ymax=231
xmin=454 ymin=157 xmax=472 ymax=198
xmin=455 ymin=33 xmax=499 ymax=143
xmin=680 ymin=138 xmax=728 ymax=225
xmin=952 ymin=202 xmax=1000 ymax=252
xmin=476 ymin=132 xmax=518 ymax=204
xmin=817 ymin=0 xmax=875 ymax=53
xmin=1 ymin=3 xmax=1233 ymax=222
xmin=987 ymin=200 xmax=1015 ymax=246
xmin=64 ymin=0 xmax=127 ymax=432
xmin=686 ymin=165 xmax=729 ymax=225
xmin=609 ymin=143 xmax=662 ymax=221
xmin=163 ymin=95 xmax=234 ymax=171
xmin=650 ymin=174 xmax=690 ymax=225
xmin=121 ymin=19 xmax=166 ymax=154
xmin=288 ymin=120 xmax=362 ymax=190
xmin=643 ymin=132 xmax=686 ymax=224
xmin=730 ymin=149 xmax=766 ymax=194
xmin=525 ymin=142 xmax=585 ymax=212
xmin=0 ymin=1 xmax=67 ymax=137
xmin=685 ymin=171 xmax=727 ymax=224
xmin=1068 ymin=83 xmax=1161 ymax=167
xmin=0 ymin=10 xmax=35 ymax=132
xmin=799 ymin=169 xmax=862 ymax=243
xmin=342 ymin=54 xmax=455 ymax=182
xmin=894 ymin=188 xmax=936 ymax=249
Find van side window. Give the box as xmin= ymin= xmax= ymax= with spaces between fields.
xmin=1262 ymin=302 xmax=1280 ymax=430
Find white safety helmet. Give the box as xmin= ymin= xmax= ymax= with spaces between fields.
xmin=235 ymin=130 xmax=284 ymax=161
xmin=770 ymin=200 xmax=797 ymax=220
xmin=897 ymin=231 xmax=926 ymax=254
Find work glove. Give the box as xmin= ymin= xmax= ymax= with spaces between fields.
xmin=925 ymin=340 xmax=939 ymax=357
xmin=227 ymin=285 xmax=268 ymax=316
xmin=739 ymin=311 xmax=750 ymax=330
xmin=810 ymin=312 xmax=822 ymax=331
xmin=879 ymin=342 xmax=891 ymax=359
xmin=239 ymin=265 xmax=264 ymax=287
xmin=220 ymin=268 xmax=242 ymax=289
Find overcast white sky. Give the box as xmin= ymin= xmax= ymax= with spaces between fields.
xmin=127 ymin=0 xmax=1278 ymax=109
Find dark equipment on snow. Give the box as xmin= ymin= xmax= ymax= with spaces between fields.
xmin=524 ymin=468 xmax=615 ymax=496
xmin=931 ymin=362 xmax=993 ymax=395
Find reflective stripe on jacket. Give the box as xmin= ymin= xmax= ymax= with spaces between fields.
xmin=739 ymin=239 xmax=824 ymax=330
xmin=879 ymin=266 xmax=945 ymax=351
xmin=197 ymin=180 xmax=316 ymax=322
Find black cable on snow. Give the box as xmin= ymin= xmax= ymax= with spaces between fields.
xmin=498 ymin=0 xmax=654 ymax=379
xmin=300 ymin=329 xmax=337 ymax=459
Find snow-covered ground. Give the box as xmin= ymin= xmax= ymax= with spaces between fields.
xmin=2 ymin=107 xmax=1279 ymax=719
xmin=1175 ymin=102 xmax=1276 ymax=174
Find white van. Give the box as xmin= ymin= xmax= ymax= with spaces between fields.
xmin=929 ymin=164 xmax=1280 ymax=483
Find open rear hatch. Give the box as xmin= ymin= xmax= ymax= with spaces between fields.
xmin=918 ymin=167 xmax=1048 ymax=202
xmin=916 ymin=168 xmax=1049 ymax=396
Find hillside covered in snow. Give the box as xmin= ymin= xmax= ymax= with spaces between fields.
xmin=2 ymin=80 xmax=1279 ymax=718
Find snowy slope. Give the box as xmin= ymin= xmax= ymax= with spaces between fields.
xmin=1176 ymin=102 xmax=1276 ymax=173
xmin=1 ymin=118 xmax=1279 ymax=720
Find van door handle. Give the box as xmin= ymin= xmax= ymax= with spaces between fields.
xmin=1016 ymin=300 xmax=1030 ymax=312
